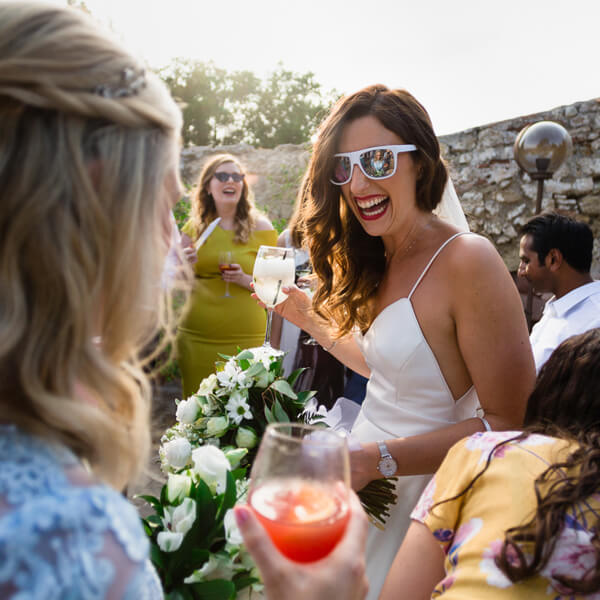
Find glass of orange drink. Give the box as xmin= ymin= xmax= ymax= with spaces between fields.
xmin=248 ymin=423 xmax=350 ymax=563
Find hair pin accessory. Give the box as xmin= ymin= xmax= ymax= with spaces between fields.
xmin=94 ymin=67 xmax=146 ymax=99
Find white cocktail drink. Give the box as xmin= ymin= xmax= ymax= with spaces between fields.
xmin=253 ymin=253 xmax=295 ymax=308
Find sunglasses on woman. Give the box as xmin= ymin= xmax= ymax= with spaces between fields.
xmin=214 ymin=172 xmax=245 ymax=183
xmin=330 ymin=144 xmax=417 ymax=185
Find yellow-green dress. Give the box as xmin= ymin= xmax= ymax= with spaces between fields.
xmin=176 ymin=222 xmax=277 ymax=397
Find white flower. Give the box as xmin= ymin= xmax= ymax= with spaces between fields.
xmin=235 ymin=426 xmax=258 ymax=449
xmin=191 ymin=445 xmax=231 ymax=494
xmin=224 ymin=509 xmax=244 ymax=546
xmin=163 ymin=437 xmax=192 ymax=469
xmin=157 ymin=530 xmax=184 ymax=553
xmin=157 ymin=497 xmax=196 ymax=552
xmin=217 ymin=360 xmax=248 ymax=390
xmin=166 ymin=473 xmax=192 ymax=504
xmin=176 ymin=397 xmax=199 ymax=424
xmin=249 ymin=346 xmax=282 ymax=369
xmin=183 ymin=552 xmax=235 ymax=583
xmin=198 ymin=373 xmax=218 ymax=396
xmin=206 ymin=416 xmax=229 ymax=438
xmin=226 ymin=390 xmax=252 ymax=425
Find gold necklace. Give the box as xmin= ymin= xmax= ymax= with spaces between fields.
xmin=387 ymin=219 xmax=422 ymax=263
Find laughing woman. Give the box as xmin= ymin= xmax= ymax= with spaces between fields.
xmin=266 ymin=85 xmax=536 ymax=599
xmin=176 ymin=155 xmax=276 ymax=397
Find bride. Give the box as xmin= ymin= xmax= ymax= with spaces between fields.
xmin=263 ymin=85 xmax=536 ymax=599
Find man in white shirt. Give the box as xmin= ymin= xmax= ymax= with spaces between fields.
xmin=518 ymin=212 xmax=600 ymax=372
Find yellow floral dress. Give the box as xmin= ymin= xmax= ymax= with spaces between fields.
xmin=175 ymin=222 xmax=277 ymax=397
xmin=411 ymin=431 xmax=600 ymax=599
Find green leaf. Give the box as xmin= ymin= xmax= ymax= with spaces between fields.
xmin=269 ymin=379 xmax=297 ymax=399
xmin=217 ymin=353 xmax=232 ymax=360
xmin=286 ymin=367 xmax=306 ymax=387
xmin=146 ymin=514 xmax=163 ymax=527
xmin=232 ymin=574 xmax=260 ymax=590
xmin=239 ymin=359 xmax=250 ymax=371
xmin=236 ymin=349 xmax=254 ymax=361
xmin=150 ymin=543 xmax=165 ymax=570
xmin=264 ymin=405 xmax=275 ymax=423
xmin=217 ymin=471 xmax=238 ymax=520
xmin=296 ymin=389 xmax=317 ymax=404
xmin=272 ymin=398 xmax=290 ymax=422
xmin=244 ymin=362 xmax=265 ymax=378
xmin=190 ymin=580 xmax=236 ymax=600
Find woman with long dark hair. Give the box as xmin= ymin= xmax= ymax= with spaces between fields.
xmin=262 ymin=85 xmax=536 ymax=598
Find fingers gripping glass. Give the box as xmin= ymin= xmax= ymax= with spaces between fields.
xmin=330 ymin=144 xmax=417 ymax=185
xmin=214 ymin=172 xmax=245 ymax=183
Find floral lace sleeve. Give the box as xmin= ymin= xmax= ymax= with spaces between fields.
xmin=0 ymin=426 xmax=163 ymax=599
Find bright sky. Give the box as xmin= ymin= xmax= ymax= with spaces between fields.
xmin=65 ymin=0 xmax=597 ymax=136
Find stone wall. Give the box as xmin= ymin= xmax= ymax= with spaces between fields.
xmin=181 ymin=97 xmax=600 ymax=276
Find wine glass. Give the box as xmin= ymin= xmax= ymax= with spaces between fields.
xmin=248 ymin=423 xmax=351 ymax=563
xmin=252 ymin=245 xmax=295 ymax=348
xmin=295 ymin=263 xmax=319 ymax=346
xmin=218 ymin=251 xmax=234 ymax=298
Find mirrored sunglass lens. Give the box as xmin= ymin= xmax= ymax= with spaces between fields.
xmin=361 ymin=148 xmax=395 ymax=178
xmin=332 ymin=156 xmax=351 ymax=183
xmin=231 ymin=173 xmax=245 ymax=182
xmin=215 ymin=172 xmax=229 ymax=182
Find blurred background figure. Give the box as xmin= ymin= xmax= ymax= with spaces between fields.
xmin=176 ymin=154 xmax=276 ymax=397
xmin=518 ymin=211 xmax=600 ymax=372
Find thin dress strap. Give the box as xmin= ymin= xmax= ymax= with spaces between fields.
xmin=408 ymin=232 xmax=471 ymax=299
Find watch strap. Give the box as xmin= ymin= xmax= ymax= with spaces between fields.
xmin=377 ymin=440 xmax=392 ymax=459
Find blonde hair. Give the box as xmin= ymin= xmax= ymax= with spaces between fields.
xmin=0 ymin=2 xmax=182 ymax=489
xmin=190 ymin=154 xmax=259 ymax=244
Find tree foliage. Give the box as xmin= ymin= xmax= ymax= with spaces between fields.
xmin=160 ymin=60 xmax=337 ymax=148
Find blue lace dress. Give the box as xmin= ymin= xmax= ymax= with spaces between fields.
xmin=0 ymin=424 xmax=163 ymax=599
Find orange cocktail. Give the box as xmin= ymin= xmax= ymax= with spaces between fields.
xmin=250 ymin=479 xmax=349 ymax=562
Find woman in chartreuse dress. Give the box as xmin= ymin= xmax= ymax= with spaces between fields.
xmin=176 ymin=154 xmax=276 ymax=396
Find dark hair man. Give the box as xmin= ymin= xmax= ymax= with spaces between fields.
xmin=518 ymin=211 xmax=600 ymax=371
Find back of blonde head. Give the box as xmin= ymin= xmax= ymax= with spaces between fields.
xmin=0 ymin=2 xmax=182 ymax=489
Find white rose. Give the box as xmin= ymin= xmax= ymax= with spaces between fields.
xmin=166 ymin=473 xmax=192 ymax=503
xmin=235 ymin=426 xmax=258 ymax=449
xmin=163 ymin=437 xmax=192 ymax=469
xmin=224 ymin=508 xmax=244 ymax=546
xmin=206 ymin=416 xmax=229 ymax=438
xmin=176 ymin=397 xmax=199 ymax=424
xmin=198 ymin=373 xmax=218 ymax=396
xmin=191 ymin=445 xmax=231 ymax=494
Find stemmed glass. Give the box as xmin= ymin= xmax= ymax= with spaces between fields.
xmin=252 ymin=245 xmax=295 ymax=348
xmin=218 ymin=251 xmax=234 ymax=298
xmin=295 ymin=262 xmax=319 ymax=346
xmin=248 ymin=423 xmax=351 ymax=562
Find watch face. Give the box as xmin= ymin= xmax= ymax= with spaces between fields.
xmin=378 ymin=456 xmax=397 ymax=477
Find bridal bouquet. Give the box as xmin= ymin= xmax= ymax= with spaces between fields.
xmin=141 ymin=347 xmax=315 ymax=599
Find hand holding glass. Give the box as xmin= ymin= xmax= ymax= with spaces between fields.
xmin=248 ymin=423 xmax=351 ymax=563
xmin=252 ymin=245 xmax=295 ymax=347
xmin=219 ymin=251 xmax=234 ymax=298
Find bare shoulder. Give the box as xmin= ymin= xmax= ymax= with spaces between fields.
xmin=442 ymin=233 xmax=508 ymax=280
xmin=254 ymin=214 xmax=275 ymax=231
xmin=276 ymin=229 xmax=289 ymax=247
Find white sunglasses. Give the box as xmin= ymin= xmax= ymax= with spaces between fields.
xmin=330 ymin=144 xmax=417 ymax=185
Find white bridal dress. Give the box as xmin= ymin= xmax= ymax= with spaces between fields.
xmin=351 ymin=184 xmax=480 ymax=600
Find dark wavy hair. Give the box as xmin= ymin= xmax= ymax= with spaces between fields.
xmin=521 ymin=211 xmax=593 ymax=273
xmin=190 ymin=153 xmax=258 ymax=244
xmin=433 ymin=329 xmax=600 ymax=593
xmin=303 ymin=85 xmax=449 ymax=335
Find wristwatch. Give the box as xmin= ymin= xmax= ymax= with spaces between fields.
xmin=377 ymin=441 xmax=398 ymax=477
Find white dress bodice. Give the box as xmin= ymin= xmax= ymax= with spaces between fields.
xmin=351 ymin=232 xmax=480 ymax=600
